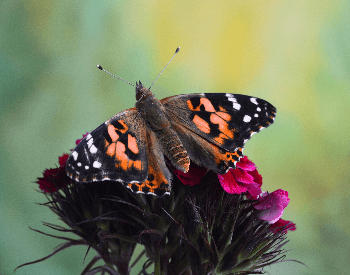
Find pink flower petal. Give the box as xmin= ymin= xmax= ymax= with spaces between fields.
xmin=217 ymin=156 xmax=263 ymax=195
xmin=254 ymin=189 xmax=290 ymax=224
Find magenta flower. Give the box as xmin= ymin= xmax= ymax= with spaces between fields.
xmin=217 ymin=156 xmax=262 ymax=197
xmin=254 ymin=189 xmax=290 ymax=224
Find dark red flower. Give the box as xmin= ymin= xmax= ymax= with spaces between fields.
xmin=59 ymin=154 xmax=69 ymax=167
xmin=173 ymin=163 xmax=207 ymax=186
xmin=39 ymin=132 xmax=86 ymax=193
xmin=37 ymin=167 xmax=66 ymax=192
xmin=269 ymin=218 xmax=296 ymax=234
xmin=37 ymin=153 xmax=69 ymax=192
xmin=217 ymin=156 xmax=262 ymax=197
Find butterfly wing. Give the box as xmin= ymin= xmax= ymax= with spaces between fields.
xmin=66 ymin=107 xmax=171 ymax=196
xmin=132 ymin=129 xmax=172 ymax=196
xmin=66 ymin=108 xmax=149 ymax=184
xmin=161 ymin=93 xmax=276 ymax=173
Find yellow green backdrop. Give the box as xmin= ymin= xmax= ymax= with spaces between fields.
xmin=1 ymin=1 xmax=349 ymax=274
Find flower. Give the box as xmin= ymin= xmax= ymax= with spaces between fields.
xmin=37 ymin=168 xmax=65 ymax=193
xmin=58 ymin=153 xmax=69 ymax=167
xmin=217 ymin=156 xmax=262 ymax=197
xmin=270 ymin=218 xmax=296 ymax=234
xmin=37 ymin=135 xmax=83 ymax=193
xmin=36 ymin=153 xmax=69 ymax=192
xmin=254 ymin=189 xmax=290 ymax=224
xmin=173 ymin=162 xmax=207 ymax=186
xmin=21 ymin=136 xmax=300 ymax=274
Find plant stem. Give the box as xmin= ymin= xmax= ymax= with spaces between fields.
xmin=154 ymin=248 xmax=161 ymax=275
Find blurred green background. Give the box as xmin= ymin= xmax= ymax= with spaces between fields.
xmin=1 ymin=0 xmax=349 ymax=274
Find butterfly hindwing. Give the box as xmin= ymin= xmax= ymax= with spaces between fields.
xmin=161 ymin=93 xmax=276 ymax=172
xmin=127 ymin=129 xmax=172 ymax=196
xmin=66 ymin=108 xmax=148 ymax=184
xmin=170 ymin=122 xmax=243 ymax=173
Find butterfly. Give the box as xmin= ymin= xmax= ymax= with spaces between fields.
xmin=65 ymin=76 xmax=276 ymax=197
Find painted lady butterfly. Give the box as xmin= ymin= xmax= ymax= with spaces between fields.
xmin=66 ymin=51 xmax=276 ymax=197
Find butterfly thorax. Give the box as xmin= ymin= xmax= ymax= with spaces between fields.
xmin=135 ymin=82 xmax=190 ymax=173
xmin=135 ymin=85 xmax=169 ymax=131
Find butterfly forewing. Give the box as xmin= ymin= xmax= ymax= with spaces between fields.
xmin=161 ymin=93 xmax=276 ymax=173
xmin=66 ymin=108 xmax=149 ymax=183
xmin=161 ymin=93 xmax=276 ymax=152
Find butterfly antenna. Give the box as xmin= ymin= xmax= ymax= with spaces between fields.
xmin=149 ymin=47 xmax=180 ymax=90
xmin=96 ymin=65 xmax=136 ymax=87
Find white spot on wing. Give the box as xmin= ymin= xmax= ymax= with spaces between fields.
xmin=77 ymin=162 xmax=81 ymax=167
xmin=243 ymin=115 xmax=251 ymax=122
xmin=226 ymin=94 xmax=241 ymax=110
xmin=90 ymin=145 xmax=97 ymax=154
xmin=93 ymin=161 xmax=102 ymax=168
xmin=87 ymin=138 xmax=93 ymax=148
xmin=254 ymin=113 xmax=259 ymax=117
xmin=250 ymin=97 xmax=258 ymax=105
xmin=72 ymin=151 xmax=78 ymax=161
xmin=257 ymin=107 xmax=261 ymax=112
xmin=85 ymin=166 xmax=89 ymax=170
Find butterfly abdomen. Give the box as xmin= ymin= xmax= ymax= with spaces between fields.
xmin=155 ymin=128 xmax=190 ymax=173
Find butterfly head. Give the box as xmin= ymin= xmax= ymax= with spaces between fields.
xmin=135 ymin=81 xmax=153 ymax=101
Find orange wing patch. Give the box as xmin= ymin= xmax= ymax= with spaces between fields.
xmin=127 ymin=165 xmax=169 ymax=194
xmin=210 ymin=144 xmax=243 ymax=171
xmin=105 ymin=140 xmax=141 ymax=171
xmin=216 ymin=111 xmax=231 ymax=121
xmin=107 ymin=125 xmax=119 ymax=142
xmin=193 ymin=115 xmax=211 ymax=134
xmin=210 ymin=113 xmax=234 ymax=138
xmin=187 ymin=98 xmax=216 ymax=112
xmin=187 ymin=98 xmax=236 ymax=146
xmin=128 ymin=134 xmax=139 ymax=154
xmin=104 ymin=122 xmax=142 ymax=171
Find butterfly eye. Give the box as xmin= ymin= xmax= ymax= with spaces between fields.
xmin=136 ymin=92 xmax=144 ymax=101
xmin=135 ymin=84 xmax=145 ymax=101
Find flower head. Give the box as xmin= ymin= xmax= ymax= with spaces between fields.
xmin=21 ymin=137 xmax=300 ymax=274
xmin=36 ymin=154 xmax=69 ymax=192
xmin=217 ymin=156 xmax=262 ymax=197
